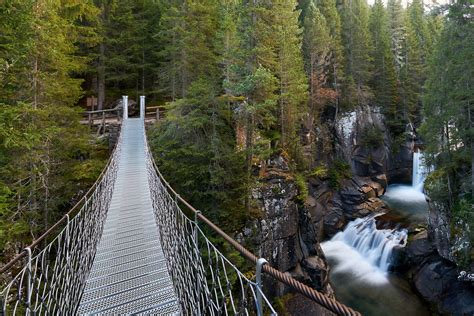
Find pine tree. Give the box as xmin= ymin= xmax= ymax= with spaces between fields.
xmin=421 ymin=0 xmax=473 ymax=266
xmin=316 ymin=0 xmax=344 ymax=115
xmin=303 ymin=1 xmax=336 ymax=124
xmin=96 ymin=0 xmax=146 ymax=101
xmin=0 ymin=0 xmax=35 ymax=104
xmin=219 ymin=0 xmax=241 ymax=97
xmin=230 ymin=0 xmax=307 ymax=152
xmin=400 ymin=0 xmax=428 ymax=123
xmin=273 ymin=0 xmax=308 ymax=147
xmin=150 ymin=79 xmax=247 ymax=230
xmin=386 ymin=0 xmax=405 ymax=74
xmin=155 ymin=0 xmax=185 ymax=101
xmin=156 ymin=0 xmax=220 ymax=100
xmin=0 ymin=0 xmax=98 ymax=107
xmin=369 ymin=0 xmax=402 ymax=132
xmin=0 ymin=0 xmax=104 ymax=251
xmin=298 ymin=0 xmax=345 ymax=119
xmin=340 ymin=0 xmax=372 ymax=106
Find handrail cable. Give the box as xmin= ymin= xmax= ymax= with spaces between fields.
xmin=146 ymin=139 xmax=361 ymax=316
xmin=0 ymin=127 xmax=122 ymax=275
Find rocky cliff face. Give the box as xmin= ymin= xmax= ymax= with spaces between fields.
xmin=427 ymin=199 xmax=454 ymax=262
xmin=393 ymin=232 xmax=474 ymax=315
xmin=242 ymin=106 xmax=413 ymax=303
xmin=239 ymin=156 xmax=334 ymax=299
xmin=244 ymin=105 xmax=473 ymax=314
xmin=315 ymin=176 xmax=388 ymax=237
xmin=334 ymin=105 xmax=415 ymax=183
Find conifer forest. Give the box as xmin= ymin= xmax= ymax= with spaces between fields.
xmin=0 ymin=0 xmax=473 ymax=315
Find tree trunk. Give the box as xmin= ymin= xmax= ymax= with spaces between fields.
xmin=334 ymin=63 xmax=339 ymax=122
xmin=142 ymin=42 xmax=146 ymax=95
xmin=245 ymin=110 xmax=254 ymax=213
xmin=468 ymin=100 xmax=474 ymax=198
xmin=33 ymin=57 xmax=38 ymax=109
xmin=97 ymin=42 xmax=105 ymax=111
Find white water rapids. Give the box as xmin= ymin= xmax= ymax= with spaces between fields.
xmin=321 ymin=151 xmax=431 ymax=314
xmin=322 ymin=215 xmax=407 ymax=284
xmin=322 ymin=152 xmax=427 ymax=284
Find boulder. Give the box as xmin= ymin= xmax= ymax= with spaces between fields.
xmin=323 ymin=207 xmax=345 ymax=237
xmin=414 ymin=259 xmax=474 ymax=315
xmin=301 ymin=255 xmax=331 ymax=292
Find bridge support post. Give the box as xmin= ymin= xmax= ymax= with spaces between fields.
xmin=140 ymin=96 xmax=145 ymax=121
xmin=193 ymin=210 xmax=202 ymax=314
xmin=25 ymin=247 xmax=32 ymax=315
xmin=122 ymin=95 xmax=128 ymax=120
xmin=256 ymin=258 xmax=268 ymax=316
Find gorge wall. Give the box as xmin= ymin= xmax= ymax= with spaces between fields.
xmin=242 ymin=105 xmax=473 ymax=314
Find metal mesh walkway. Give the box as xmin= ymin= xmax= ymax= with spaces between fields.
xmin=78 ymin=118 xmax=180 ymax=315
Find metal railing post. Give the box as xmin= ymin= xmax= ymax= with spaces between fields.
xmin=122 ymin=95 xmax=128 ymax=120
xmin=101 ymin=111 xmax=106 ymax=134
xmin=64 ymin=214 xmax=71 ymax=312
xmin=256 ymin=258 xmax=268 ymax=316
xmin=194 ymin=210 xmax=202 ymax=314
xmin=25 ymin=247 xmax=32 ymax=315
xmin=140 ymin=96 xmax=145 ymax=121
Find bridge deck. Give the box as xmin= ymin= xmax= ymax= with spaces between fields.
xmin=78 ymin=118 xmax=180 ymax=315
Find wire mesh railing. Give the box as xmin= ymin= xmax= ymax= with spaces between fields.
xmin=144 ymin=133 xmax=361 ymax=316
xmin=145 ymin=139 xmax=277 ymax=315
xmin=0 ymin=130 xmax=122 ymax=315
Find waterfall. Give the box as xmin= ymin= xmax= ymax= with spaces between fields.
xmin=334 ymin=216 xmax=407 ymax=272
xmin=412 ymin=151 xmax=427 ymax=191
xmin=322 ymin=215 xmax=407 ymax=284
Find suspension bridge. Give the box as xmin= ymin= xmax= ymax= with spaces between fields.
xmin=0 ymin=96 xmax=360 ymax=315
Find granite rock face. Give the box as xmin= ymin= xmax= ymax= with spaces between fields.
xmin=242 ymin=105 xmax=471 ymax=315
xmin=243 ymin=156 xmax=334 ymax=300
xmin=244 ymin=151 xmax=393 ymax=301
xmin=392 ymin=235 xmax=474 ymax=315
xmin=306 ymin=176 xmax=389 ymax=238
xmin=334 ymin=105 xmax=415 ymax=183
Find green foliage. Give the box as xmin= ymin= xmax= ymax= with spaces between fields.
xmin=273 ymin=293 xmax=294 ymax=315
xmin=425 ymin=168 xmax=451 ymax=205
xmin=310 ymin=165 xmax=329 ymax=179
xmin=295 ymin=173 xmax=309 ymax=203
xmin=400 ymin=0 xmax=432 ymax=124
xmin=155 ymin=0 xmax=220 ymax=101
xmin=328 ymin=159 xmax=352 ymax=189
xmin=0 ymin=0 xmax=98 ymax=107
xmin=369 ymin=0 xmax=402 ymax=132
xmin=451 ymin=197 xmax=473 ymax=268
xmin=150 ymin=79 xmax=247 ymax=231
xmin=421 ymin=0 xmax=473 ymax=222
xmin=229 ymin=0 xmax=307 ymax=152
xmin=303 ymin=1 xmax=337 ymax=124
xmin=314 ymin=0 xmax=345 ymax=98
xmin=0 ymin=103 xmax=108 ymax=253
xmin=360 ymin=125 xmax=384 ymax=148
xmin=0 ymin=1 xmax=106 ymax=257
xmin=340 ymin=0 xmax=373 ymax=106
xmin=386 ymin=0 xmax=405 ymax=73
